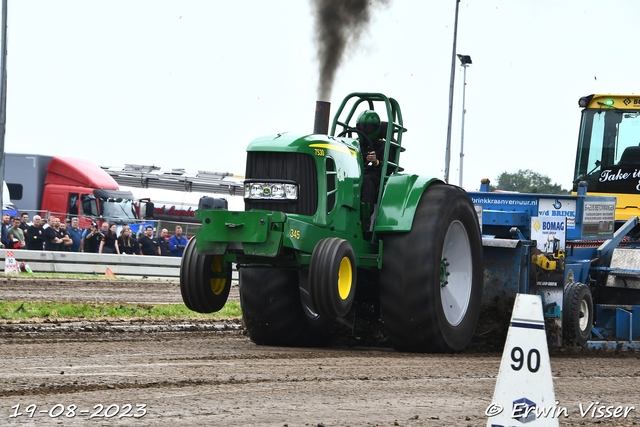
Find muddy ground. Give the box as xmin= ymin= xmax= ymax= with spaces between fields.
xmin=0 ymin=276 xmax=239 ymax=305
xmin=1 ymin=277 xmax=640 ymax=426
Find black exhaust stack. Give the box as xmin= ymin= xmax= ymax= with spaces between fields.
xmin=313 ymin=101 xmax=331 ymax=135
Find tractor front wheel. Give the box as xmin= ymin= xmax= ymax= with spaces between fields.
xmin=180 ymin=237 xmax=232 ymax=313
xmin=240 ymin=268 xmax=333 ymax=347
xmin=309 ymin=238 xmax=357 ymax=319
xmin=380 ymin=183 xmax=483 ymax=352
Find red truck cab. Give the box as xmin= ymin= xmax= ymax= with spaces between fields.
xmin=40 ymin=157 xmax=139 ymax=228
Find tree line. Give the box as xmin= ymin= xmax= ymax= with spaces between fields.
xmin=488 ymin=169 xmax=569 ymax=195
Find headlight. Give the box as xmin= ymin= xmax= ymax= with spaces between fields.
xmin=244 ymin=181 xmax=298 ymax=200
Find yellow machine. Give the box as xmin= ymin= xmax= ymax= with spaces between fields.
xmin=532 ymin=250 xmax=565 ymax=271
xmin=573 ymin=94 xmax=640 ymax=223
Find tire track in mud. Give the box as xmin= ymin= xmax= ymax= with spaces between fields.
xmin=0 ymin=276 xmax=239 ymax=304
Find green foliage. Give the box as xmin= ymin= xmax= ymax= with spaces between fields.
xmin=0 ymin=301 xmax=242 ymax=320
xmin=490 ymin=169 xmax=570 ymax=194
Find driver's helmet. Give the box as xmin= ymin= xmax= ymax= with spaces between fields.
xmin=356 ymin=110 xmax=381 ymax=142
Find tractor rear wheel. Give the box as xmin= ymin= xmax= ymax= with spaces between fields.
xmin=240 ymin=267 xmax=333 ymax=347
xmin=380 ymin=183 xmax=483 ymax=352
xmin=180 ymin=237 xmax=232 ymax=313
xmin=563 ymin=282 xmax=593 ymax=346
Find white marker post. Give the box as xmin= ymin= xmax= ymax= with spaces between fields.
xmin=4 ymin=250 xmax=19 ymax=274
xmin=486 ymin=294 xmax=559 ymax=427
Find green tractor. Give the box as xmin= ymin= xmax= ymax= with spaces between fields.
xmin=180 ymin=92 xmax=484 ymax=352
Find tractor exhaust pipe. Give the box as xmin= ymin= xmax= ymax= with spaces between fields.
xmin=313 ymin=101 xmax=331 ymax=135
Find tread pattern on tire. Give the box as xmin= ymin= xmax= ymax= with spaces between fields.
xmin=309 ymin=237 xmax=357 ymax=319
xmin=240 ymin=267 xmax=333 ymax=347
xmin=379 ymin=183 xmax=483 ymax=353
xmin=562 ymin=282 xmax=593 ymax=346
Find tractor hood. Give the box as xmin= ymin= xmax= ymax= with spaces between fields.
xmin=247 ymin=132 xmax=360 ymax=159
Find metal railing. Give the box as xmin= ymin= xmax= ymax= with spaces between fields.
xmin=0 ymin=249 xmax=180 ymax=279
xmin=0 ymin=249 xmax=239 ymax=281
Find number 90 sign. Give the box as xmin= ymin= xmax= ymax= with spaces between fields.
xmin=510 ymin=346 xmax=540 ymax=373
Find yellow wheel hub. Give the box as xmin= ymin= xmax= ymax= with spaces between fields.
xmin=210 ymin=256 xmax=226 ymax=296
xmin=337 ymin=256 xmax=352 ymax=300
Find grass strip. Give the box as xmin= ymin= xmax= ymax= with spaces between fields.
xmin=0 ymin=301 xmax=242 ymax=321
xmin=2 ymin=272 xmax=170 ymax=281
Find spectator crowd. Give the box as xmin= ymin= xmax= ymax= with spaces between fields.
xmin=0 ymin=212 xmax=187 ymax=257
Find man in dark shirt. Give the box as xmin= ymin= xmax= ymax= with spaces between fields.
xmin=1 ymin=213 xmax=10 ymax=248
xmin=43 ymin=217 xmax=65 ymax=251
xmin=19 ymin=212 xmax=29 ymax=234
xmin=157 ymin=228 xmax=171 ymax=256
xmin=26 ymin=215 xmax=44 ymax=250
xmin=138 ymin=225 xmax=160 ymax=255
xmin=356 ymin=110 xmax=386 ymax=204
xmin=82 ymin=222 xmax=103 ymax=253
xmin=58 ymin=222 xmax=73 ymax=251
xmin=2 ymin=213 xmax=10 ymax=231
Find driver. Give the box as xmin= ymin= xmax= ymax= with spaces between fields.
xmin=356 ymin=110 xmax=385 ymax=204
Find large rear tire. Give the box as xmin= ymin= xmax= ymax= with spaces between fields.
xmin=380 ymin=183 xmax=483 ymax=352
xmin=180 ymin=237 xmax=232 ymax=313
xmin=240 ymin=268 xmax=333 ymax=347
xmin=563 ymin=282 xmax=593 ymax=346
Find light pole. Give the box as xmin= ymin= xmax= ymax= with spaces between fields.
xmin=0 ymin=0 xmax=7 ymax=214
xmin=457 ymin=54 xmax=471 ymax=188
xmin=444 ymin=0 xmax=460 ymax=184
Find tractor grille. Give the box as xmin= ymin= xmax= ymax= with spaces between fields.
xmin=245 ymin=152 xmax=318 ymax=216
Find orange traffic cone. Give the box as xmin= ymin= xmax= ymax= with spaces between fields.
xmin=105 ymin=268 xmax=116 ymax=278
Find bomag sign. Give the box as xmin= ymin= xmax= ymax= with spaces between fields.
xmin=542 ymin=221 xmax=565 ymax=231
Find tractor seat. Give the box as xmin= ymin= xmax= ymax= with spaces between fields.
xmin=378 ymin=121 xmax=396 ymax=142
xmin=618 ymin=146 xmax=640 ymax=166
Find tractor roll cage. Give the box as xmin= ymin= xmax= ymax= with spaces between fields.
xmin=330 ymin=92 xmax=407 ymax=240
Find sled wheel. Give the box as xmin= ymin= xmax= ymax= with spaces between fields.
xmin=309 ymin=238 xmax=357 ymax=318
xmin=239 ymin=267 xmax=333 ymax=347
xmin=180 ymin=237 xmax=232 ymax=313
xmin=380 ymin=183 xmax=484 ymax=352
xmin=563 ymin=282 xmax=593 ymax=346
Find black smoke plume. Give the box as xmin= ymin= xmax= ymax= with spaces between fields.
xmin=312 ymin=0 xmax=389 ymax=101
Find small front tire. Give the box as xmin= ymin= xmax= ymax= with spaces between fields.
xmin=563 ymin=282 xmax=593 ymax=346
xmin=180 ymin=237 xmax=232 ymax=313
xmin=309 ymin=238 xmax=357 ymax=319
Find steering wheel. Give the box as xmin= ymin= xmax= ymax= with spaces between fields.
xmin=337 ymin=127 xmax=376 ymax=168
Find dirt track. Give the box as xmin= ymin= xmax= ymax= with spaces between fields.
xmin=1 ymin=278 xmax=640 ymax=426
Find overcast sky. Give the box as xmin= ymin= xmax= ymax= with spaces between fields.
xmin=3 ymin=0 xmax=639 ymax=191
